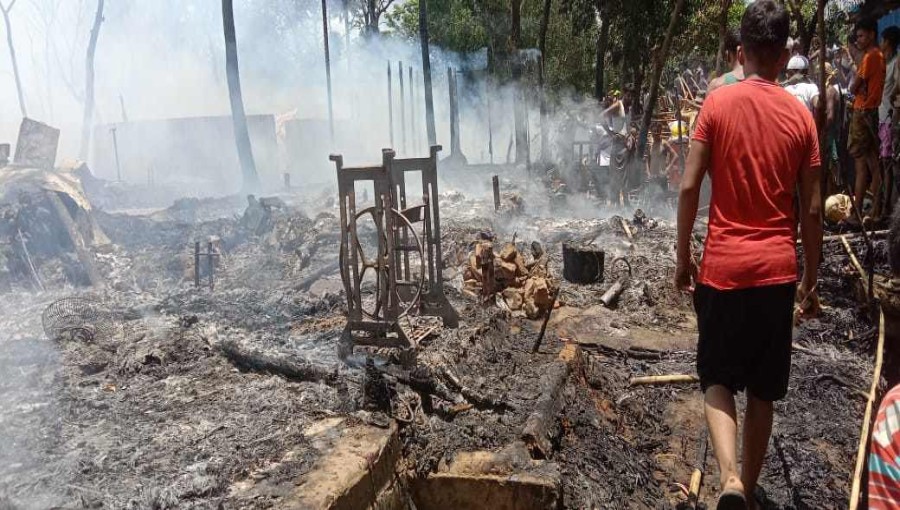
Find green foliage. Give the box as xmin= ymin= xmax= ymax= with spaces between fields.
xmin=378 ymin=0 xmax=831 ymax=97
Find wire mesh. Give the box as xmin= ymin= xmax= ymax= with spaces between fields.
xmin=41 ymin=297 xmax=116 ymax=343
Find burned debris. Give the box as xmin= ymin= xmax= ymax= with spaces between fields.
xmin=0 ymin=1 xmax=892 ymax=509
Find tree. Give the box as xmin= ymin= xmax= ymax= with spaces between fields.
xmin=510 ymin=0 xmax=528 ymax=164
xmin=0 ymin=0 xmax=26 ymax=118
xmin=538 ymin=0 xmax=552 ymax=161
xmin=714 ymin=0 xmax=733 ymax=74
xmin=784 ymin=0 xmax=819 ymax=54
xmin=222 ymin=0 xmax=260 ymax=192
xmin=79 ymin=0 xmax=104 ymax=161
xmin=346 ymin=0 xmax=394 ymax=35
xmin=638 ymin=0 xmax=687 ymax=155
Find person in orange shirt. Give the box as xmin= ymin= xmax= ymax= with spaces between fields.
xmin=849 ymin=18 xmax=887 ymax=222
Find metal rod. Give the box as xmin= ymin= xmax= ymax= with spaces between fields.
xmin=110 ymin=126 xmax=122 ymax=182
xmin=387 ymin=61 xmax=394 ymax=148
xmin=531 ymin=288 xmax=559 ymax=353
xmin=321 ymin=0 xmax=335 ymax=145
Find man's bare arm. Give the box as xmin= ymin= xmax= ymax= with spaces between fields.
xmin=826 ymin=87 xmax=836 ymax=127
xmin=676 ymin=140 xmax=711 ymax=287
xmin=797 ymin=161 xmax=822 ymax=293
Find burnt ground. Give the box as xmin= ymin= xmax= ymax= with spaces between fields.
xmin=0 ymin=176 xmax=882 ymax=509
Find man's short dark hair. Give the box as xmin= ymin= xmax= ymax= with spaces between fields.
xmin=883 ymin=26 xmax=900 ymax=52
xmin=740 ymin=0 xmax=790 ymax=60
xmin=856 ymin=18 xmax=877 ymax=35
xmin=725 ymin=27 xmax=741 ymax=54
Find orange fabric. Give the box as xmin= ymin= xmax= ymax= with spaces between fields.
xmin=855 ymin=46 xmax=886 ymax=110
xmin=692 ymin=77 xmax=821 ymax=290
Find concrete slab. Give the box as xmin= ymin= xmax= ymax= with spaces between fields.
xmin=411 ymin=442 xmax=561 ymax=510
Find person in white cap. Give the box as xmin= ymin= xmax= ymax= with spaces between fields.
xmin=783 ymin=55 xmax=819 ymax=114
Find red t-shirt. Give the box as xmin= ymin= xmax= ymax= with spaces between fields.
xmin=692 ymin=77 xmax=821 ymax=290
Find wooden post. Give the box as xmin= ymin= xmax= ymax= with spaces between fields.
xmin=492 ymin=175 xmax=501 ymax=211
xmin=110 ymin=126 xmax=122 ymax=181
xmin=208 ymin=241 xmax=215 ymax=290
xmin=399 ymin=61 xmax=406 ymax=153
xmin=194 ymin=242 xmax=201 ymax=288
xmin=387 ymin=62 xmax=394 ymax=148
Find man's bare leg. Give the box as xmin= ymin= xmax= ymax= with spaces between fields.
xmin=705 ymin=385 xmax=745 ymax=497
xmin=741 ymin=392 xmax=774 ymax=510
xmin=853 ymin=155 xmax=869 ymax=222
xmin=869 ymin=153 xmax=884 ymax=220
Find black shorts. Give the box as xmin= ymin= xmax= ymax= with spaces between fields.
xmin=694 ymin=282 xmax=796 ymax=402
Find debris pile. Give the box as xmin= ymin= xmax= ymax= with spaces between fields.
xmin=463 ymin=237 xmax=556 ymax=319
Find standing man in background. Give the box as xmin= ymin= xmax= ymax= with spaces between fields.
xmin=784 ymin=55 xmax=819 ymax=114
xmin=676 ymin=1 xmax=822 ymax=508
xmin=880 ymin=26 xmax=899 ymax=209
xmin=849 ymin=18 xmax=886 ymax=224
xmin=709 ymin=28 xmax=744 ymax=93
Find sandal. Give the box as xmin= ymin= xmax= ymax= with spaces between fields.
xmin=717 ymin=489 xmax=748 ymax=510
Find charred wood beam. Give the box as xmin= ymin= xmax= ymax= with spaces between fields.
xmin=219 ymin=336 xmax=339 ymax=385
xmin=294 ymin=259 xmax=340 ymax=292
xmin=379 ymin=364 xmax=514 ymax=412
xmin=521 ymin=358 xmax=570 ymax=459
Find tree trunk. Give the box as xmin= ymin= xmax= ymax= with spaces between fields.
xmin=538 ymin=0 xmax=551 ymax=163
xmin=420 ymin=0 xmax=436 ymax=146
xmin=321 ymin=0 xmax=334 ymax=145
xmin=367 ymin=0 xmax=378 ymax=35
xmin=511 ymin=0 xmax=528 ymax=165
xmin=594 ymin=8 xmax=609 ymax=102
xmin=638 ymin=0 xmax=686 ymax=157
xmin=1 ymin=2 xmax=26 ymax=118
xmin=221 ymin=0 xmax=260 ymax=193
xmin=714 ymin=0 xmax=732 ymax=75
xmin=79 ymin=0 xmax=104 ymax=161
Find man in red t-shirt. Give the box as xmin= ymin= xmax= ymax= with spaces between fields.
xmin=675 ymin=2 xmax=822 ymax=509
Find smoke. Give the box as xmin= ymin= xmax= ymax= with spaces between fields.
xmin=0 ymin=2 xmax=508 ymax=195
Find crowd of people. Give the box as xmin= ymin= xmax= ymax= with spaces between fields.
xmin=594 ymin=14 xmax=900 ymax=227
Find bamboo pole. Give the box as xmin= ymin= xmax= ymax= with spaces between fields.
xmin=841 ymin=235 xmax=869 ymax=297
xmin=629 ymin=374 xmax=699 ymax=386
xmin=798 ymin=230 xmax=889 ymax=245
xmin=849 ymin=311 xmax=885 ymax=510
